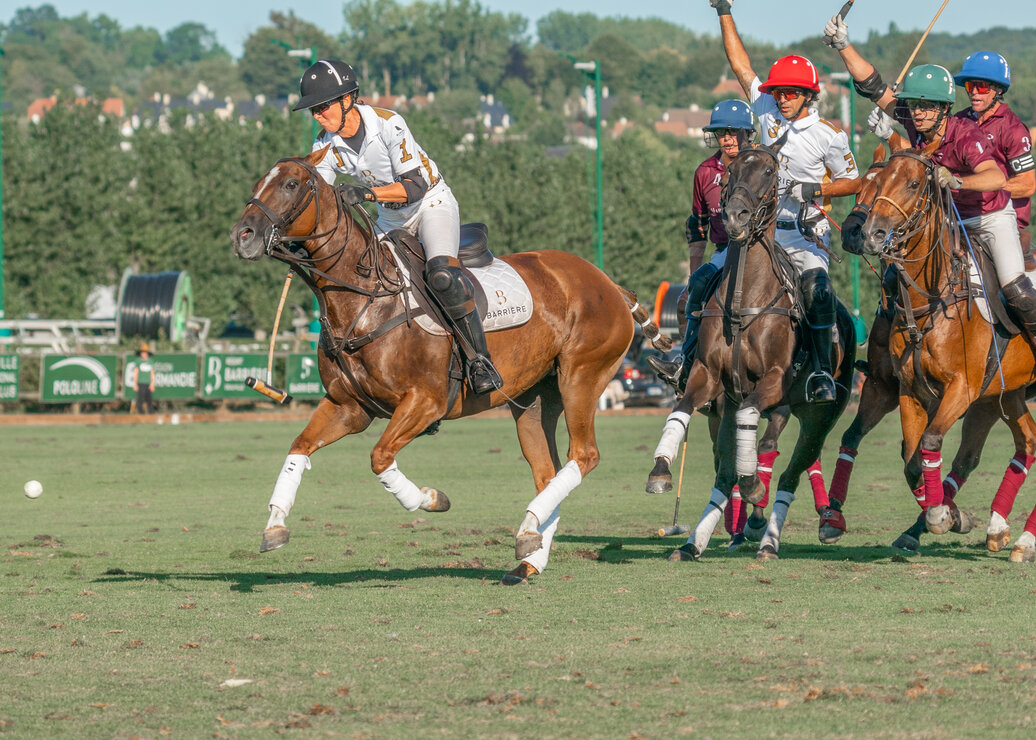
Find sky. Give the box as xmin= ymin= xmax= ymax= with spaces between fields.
xmin=13 ymin=1 xmax=1032 ymax=59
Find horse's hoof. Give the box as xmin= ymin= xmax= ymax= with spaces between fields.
xmin=500 ymin=562 xmax=539 ymax=585
xmin=818 ymin=506 xmax=847 ymax=545
xmin=949 ymin=508 xmax=978 ymax=535
xmin=744 ymin=514 xmax=767 ymax=542
xmin=925 ymin=505 xmax=954 ymax=535
xmin=739 ymin=476 xmax=766 ymax=505
xmin=756 ymin=544 xmax=779 ymax=561
xmin=892 ymin=532 xmax=920 ymax=553
xmin=515 ymin=533 xmax=543 ymax=560
xmin=260 ymin=525 xmax=289 ymax=553
xmin=419 ymin=487 xmax=451 ymax=513
xmin=986 ymin=528 xmax=1011 ymax=552
xmin=667 ymin=543 xmax=701 ymax=562
xmin=645 ymin=476 xmax=673 ymax=494
xmin=1008 ymin=545 xmax=1035 ymax=563
xmin=727 ymin=533 xmax=747 ymax=551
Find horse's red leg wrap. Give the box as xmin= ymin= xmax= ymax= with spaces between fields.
xmin=808 ymin=460 xmax=830 ymax=512
xmin=829 ymin=445 xmax=857 ymax=505
xmin=729 ymin=490 xmax=746 ymax=534
xmin=912 ymin=484 xmax=926 ymax=510
xmin=991 ymin=452 xmax=1034 ymax=519
xmin=1024 ymin=506 xmax=1036 ymax=537
xmin=724 ymin=486 xmax=737 ymax=534
xmin=942 ymin=471 xmax=966 ymax=511
xmin=921 ymin=449 xmax=944 ymax=508
xmin=756 ymin=450 xmax=779 ymax=509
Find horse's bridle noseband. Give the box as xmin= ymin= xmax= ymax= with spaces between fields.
xmin=721 ymin=147 xmax=780 ymax=243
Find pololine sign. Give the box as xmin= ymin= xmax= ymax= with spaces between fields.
xmin=40 ymin=355 xmax=118 ymax=402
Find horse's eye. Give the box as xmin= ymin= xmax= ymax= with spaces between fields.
xmin=285 ymin=178 xmax=299 ymax=191
xmin=908 ymin=179 xmax=920 ymax=190
xmin=765 ymin=167 xmax=774 ymax=176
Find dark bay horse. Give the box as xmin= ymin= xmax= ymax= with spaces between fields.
xmin=646 ymin=144 xmax=855 ymax=560
xmin=230 ymin=147 xmax=670 ymax=584
xmin=858 ymin=143 xmax=1036 ymax=562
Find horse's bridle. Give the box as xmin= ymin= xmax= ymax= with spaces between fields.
xmin=869 ymin=150 xmax=949 ymax=261
xmin=721 ymin=147 xmax=780 ymax=244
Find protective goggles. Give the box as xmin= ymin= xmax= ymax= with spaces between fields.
xmin=770 ymin=88 xmax=805 ymax=102
xmin=309 ymin=99 xmax=337 ymax=115
xmin=906 ymin=100 xmax=944 ymax=113
xmin=703 ymin=128 xmax=756 ymax=147
xmin=964 ymin=80 xmax=994 ymax=95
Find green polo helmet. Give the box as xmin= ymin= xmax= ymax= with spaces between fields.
xmin=895 ymin=64 xmax=955 ymax=103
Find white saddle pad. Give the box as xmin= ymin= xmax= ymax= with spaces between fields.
xmin=386 ymin=241 xmax=533 ymax=336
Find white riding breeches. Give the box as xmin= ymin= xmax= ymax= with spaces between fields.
xmin=377 ymin=180 xmax=461 ymax=261
xmin=961 ymin=202 xmax=1024 ymax=286
xmin=775 ymin=225 xmax=830 ymax=274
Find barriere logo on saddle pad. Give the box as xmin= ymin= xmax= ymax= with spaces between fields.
xmin=41 ymin=355 xmax=117 ymax=402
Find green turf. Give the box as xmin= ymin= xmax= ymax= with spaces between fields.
xmin=1 ymin=412 xmax=1034 ymax=738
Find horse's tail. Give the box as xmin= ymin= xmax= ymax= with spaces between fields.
xmin=616 ymin=285 xmax=673 ymax=352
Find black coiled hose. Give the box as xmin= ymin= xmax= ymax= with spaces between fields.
xmin=118 ymin=271 xmax=187 ymax=339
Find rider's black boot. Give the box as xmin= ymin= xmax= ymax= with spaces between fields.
xmin=1003 ymin=274 xmax=1036 ymax=358
xmin=802 ymin=268 xmax=837 ymax=404
xmin=426 ymin=256 xmax=503 ymax=395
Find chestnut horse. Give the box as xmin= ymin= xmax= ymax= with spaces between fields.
xmin=230 ymin=148 xmax=670 ymax=584
xmin=647 ymin=144 xmax=856 ymax=560
xmin=858 ymin=145 xmax=1036 ymax=562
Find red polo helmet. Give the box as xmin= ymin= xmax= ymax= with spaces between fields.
xmin=758 ymin=55 xmax=820 ymax=94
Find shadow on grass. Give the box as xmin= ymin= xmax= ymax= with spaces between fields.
xmin=555 ymin=533 xmax=993 ymax=564
xmin=93 ymin=566 xmax=502 ymax=592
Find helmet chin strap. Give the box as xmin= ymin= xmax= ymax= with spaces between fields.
xmin=333 ymin=93 xmax=357 ymax=135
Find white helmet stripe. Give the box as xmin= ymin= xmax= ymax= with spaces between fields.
xmin=318 ymin=60 xmax=343 ymax=86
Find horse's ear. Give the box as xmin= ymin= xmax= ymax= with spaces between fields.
xmin=872 ymin=143 xmax=887 ymax=164
xmin=919 ymin=135 xmax=942 ymax=158
xmin=888 ymin=132 xmax=911 ymax=153
xmin=306 ymin=143 xmax=332 ymax=166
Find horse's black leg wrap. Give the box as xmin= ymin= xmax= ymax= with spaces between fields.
xmin=802 ymin=268 xmax=837 ymax=404
xmin=426 ymin=256 xmax=502 ymax=394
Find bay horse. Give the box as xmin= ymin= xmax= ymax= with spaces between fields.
xmin=858 ymin=142 xmax=1036 ymax=562
xmin=230 ymin=147 xmax=670 ymax=584
xmin=646 ymin=143 xmax=856 ymax=560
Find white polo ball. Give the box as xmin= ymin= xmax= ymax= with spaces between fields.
xmin=24 ymin=480 xmax=43 ymax=499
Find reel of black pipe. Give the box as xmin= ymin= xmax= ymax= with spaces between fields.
xmin=117 ymin=271 xmax=193 ymax=341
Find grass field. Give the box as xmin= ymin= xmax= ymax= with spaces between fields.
xmin=2 ymin=411 xmax=1035 ymax=738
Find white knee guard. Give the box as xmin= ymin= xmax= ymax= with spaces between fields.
xmin=735 ymin=406 xmax=761 ymax=476
xmin=654 ymin=411 xmax=691 ymax=464
xmin=377 ymin=460 xmax=424 ymax=511
xmin=527 ymin=461 xmax=582 ymax=526
xmin=268 ymin=454 xmax=311 ymax=515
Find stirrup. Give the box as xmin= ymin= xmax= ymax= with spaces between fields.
xmin=468 ymin=358 xmax=503 ymax=394
xmin=646 ymin=356 xmax=682 ymax=387
xmin=805 ymin=370 xmax=836 ymax=403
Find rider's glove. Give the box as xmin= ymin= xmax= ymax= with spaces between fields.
xmin=710 ymin=0 xmax=733 ymax=16
xmin=935 ymin=166 xmax=963 ymax=190
xmin=337 ymin=184 xmax=377 ymax=206
xmin=789 ymin=182 xmax=822 ymax=203
xmin=867 ymin=107 xmax=895 ymax=140
xmin=822 ymin=14 xmax=849 ymax=50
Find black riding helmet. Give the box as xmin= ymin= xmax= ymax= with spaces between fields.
xmin=293 ymin=60 xmax=359 ymax=112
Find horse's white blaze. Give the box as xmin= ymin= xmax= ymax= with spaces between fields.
xmin=759 ymin=489 xmax=795 ymax=553
xmin=735 ymin=406 xmax=761 ymax=476
xmin=520 ymin=506 xmax=560 ymax=573
xmin=686 ymin=488 xmax=727 ymax=554
xmin=654 ymin=411 xmax=691 ymax=464
xmin=526 ymin=460 xmax=582 ymax=526
xmin=267 ymin=453 xmax=311 ymax=520
xmin=378 ymin=460 xmax=428 ymax=511
xmin=256 ymin=165 xmax=282 ymax=200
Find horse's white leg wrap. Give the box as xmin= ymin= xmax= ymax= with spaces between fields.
xmin=525 ymin=460 xmax=582 ymax=528
xmin=685 ymin=488 xmax=727 ymax=554
xmin=735 ymin=406 xmax=761 ymax=477
xmin=987 ymin=511 xmax=1009 ymax=536
xmin=266 ymin=454 xmax=311 ymax=528
xmin=520 ymin=506 xmax=560 ymax=574
xmin=1015 ymin=531 xmax=1036 ymax=550
xmin=654 ymin=411 xmax=691 ymax=464
xmin=760 ymin=490 xmax=795 ymax=553
xmin=377 ymin=460 xmax=425 ymax=512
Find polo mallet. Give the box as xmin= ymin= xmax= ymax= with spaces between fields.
xmin=892 ymin=0 xmax=951 ymax=91
xmin=246 ymin=269 xmax=294 ymax=404
xmin=838 ymin=1 xmax=855 ymax=20
xmin=658 ymin=440 xmax=691 ymax=537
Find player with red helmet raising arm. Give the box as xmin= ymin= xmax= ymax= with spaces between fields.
xmin=711 ymin=0 xmax=861 ymax=404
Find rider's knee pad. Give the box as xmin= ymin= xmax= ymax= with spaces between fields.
xmin=425 ymin=256 xmax=469 ymax=304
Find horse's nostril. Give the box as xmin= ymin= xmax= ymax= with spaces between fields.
xmin=239 ymin=228 xmax=253 ymax=242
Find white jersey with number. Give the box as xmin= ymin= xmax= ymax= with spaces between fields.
xmin=312 ymin=103 xmax=444 ymax=221
xmin=750 ymin=77 xmax=858 ymax=224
